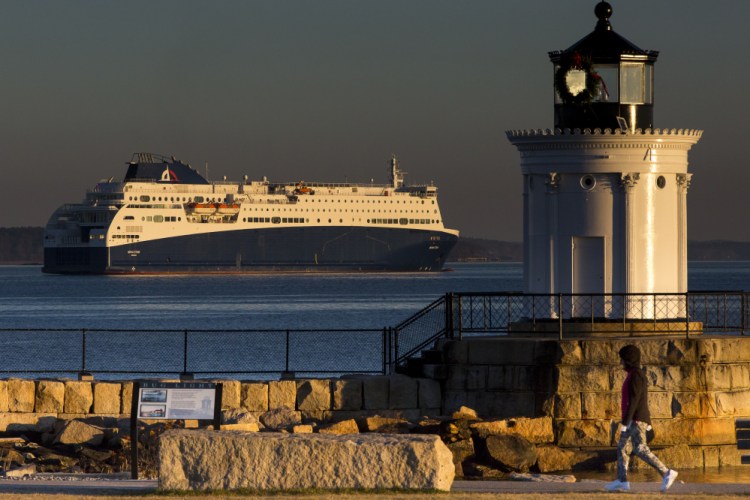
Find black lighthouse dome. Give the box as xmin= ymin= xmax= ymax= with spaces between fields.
xmin=549 ymin=1 xmax=659 ymax=132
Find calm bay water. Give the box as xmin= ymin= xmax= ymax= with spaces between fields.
xmin=1 ymin=262 xmax=750 ymax=330
xmin=1 ymin=262 xmax=750 ymax=377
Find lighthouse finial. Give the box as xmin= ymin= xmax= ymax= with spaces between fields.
xmin=595 ymin=1 xmax=613 ymax=31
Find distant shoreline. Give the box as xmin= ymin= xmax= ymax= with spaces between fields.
xmin=3 ymin=227 xmax=750 ymax=263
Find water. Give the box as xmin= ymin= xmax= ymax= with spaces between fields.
xmin=2 ymin=262 xmax=749 ymax=330
xmin=0 ymin=263 xmax=524 ymax=330
xmin=1 ymin=262 xmax=749 ymax=377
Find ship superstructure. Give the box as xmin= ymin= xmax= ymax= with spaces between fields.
xmin=43 ymin=153 xmax=459 ymax=273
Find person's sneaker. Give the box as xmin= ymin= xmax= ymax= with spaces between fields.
xmin=661 ymin=469 xmax=678 ymax=491
xmin=605 ymin=479 xmax=631 ymax=491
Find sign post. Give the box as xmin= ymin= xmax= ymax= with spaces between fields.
xmin=130 ymin=381 xmax=222 ymax=479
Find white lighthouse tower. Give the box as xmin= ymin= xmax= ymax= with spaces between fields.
xmin=507 ymin=2 xmax=702 ymax=319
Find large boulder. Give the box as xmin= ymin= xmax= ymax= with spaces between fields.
xmin=64 ymin=381 xmax=93 ymax=414
xmin=35 ymin=380 xmax=65 ymax=413
xmin=446 ymin=439 xmax=475 ymax=477
xmin=222 ymin=408 xmax=259 ymax=425
xmin=259 ymin=407 xmax=301 ymax=431
xmin=471 ymin=417 xmax=554 ymax=444
xmin=318 ymin=419 xmax=359 ymax=435
xmin=485 ymin=434 xmax=538 ymax=472
xmin=159 ymin=430 xmax=454 ymax=491
xmin=53 ymin=420 xmax=105 ymax=447
xmin=92 ymin=383 xmax=121 ymax=414
xmin=7 ymin=379 xmax=35 ymax=413
xmin=536 ymin=445 xmax=596 ymax=473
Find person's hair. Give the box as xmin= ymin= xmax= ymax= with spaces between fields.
xmin=618 ymin=344 xmax=641 ymax=370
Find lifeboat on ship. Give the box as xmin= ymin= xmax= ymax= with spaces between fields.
xmin=215 ymin=202 xmax=240 ymax=215
xmin=294 ymin=181 xmax=314 ymax=195
xmin=186 ymin=202 xmax=216 ymax=214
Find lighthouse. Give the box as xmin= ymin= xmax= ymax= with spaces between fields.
xmin=506 ymin=2 xmax=702 ymax=319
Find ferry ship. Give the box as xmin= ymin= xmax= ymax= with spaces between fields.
xmin=43 ymin=153 xmax=459 ymax=274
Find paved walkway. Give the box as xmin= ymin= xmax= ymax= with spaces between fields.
xmin=0 ymin=476 xmax=748 ymax=496
xmin=453 ymin=479 xmax=750 ymax=495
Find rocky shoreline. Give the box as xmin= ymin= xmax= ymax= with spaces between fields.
xmin=0 ymin=404 xmax=680 ymax=482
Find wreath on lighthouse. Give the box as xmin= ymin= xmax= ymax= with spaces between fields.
xmin=555 ymin=52 xmax=607 ymax=104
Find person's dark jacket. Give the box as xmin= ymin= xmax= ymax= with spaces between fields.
xmin=619 ymin=344 xmax=652 ymax=426
xmin=623 ymin=367 xmax=652 ymax=425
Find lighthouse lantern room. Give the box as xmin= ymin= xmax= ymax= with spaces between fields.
xmin=507 ymin=2 xmax=702 ymax=319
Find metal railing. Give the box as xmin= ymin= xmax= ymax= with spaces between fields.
xmin=2 ymin=291 xmax=748 ymax=377
xmin=0 ymin=328 xmax=386 ymax=377
xmin=389 ymin=291 xmax=750 ymax=370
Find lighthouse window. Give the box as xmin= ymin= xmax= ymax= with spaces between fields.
xmin=580 ymin=175 xmax=596 ymax=190
xmin=657 ymin=176 xmax=666 ymax=189
xmin=621 ymin=62 xmax=649 ymax=104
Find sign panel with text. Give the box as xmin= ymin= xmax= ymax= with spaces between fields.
xmin=136 ymin=381 xmax=217 ymax=420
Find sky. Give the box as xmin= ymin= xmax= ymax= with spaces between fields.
xmin=1 ymin=0 xmax=748 ymax=241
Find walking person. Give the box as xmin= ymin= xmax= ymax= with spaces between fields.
xmin=605 ymin=344 xmax=678 ymax=492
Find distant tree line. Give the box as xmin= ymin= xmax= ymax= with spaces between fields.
xmin=0 ymin=227 xmax=44 ymax=264
xmin=1 ymin=228 xmax=750 ymax=264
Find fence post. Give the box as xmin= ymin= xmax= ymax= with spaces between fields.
xmin=685 ymin=293 xmax=690 ymax=339
xmin=184 ymin=330 xmax=189 ymax=373
xmin=558 ymin=294 xmax=563 ymax=341
xmin=445 ymin=293 xmax=454 ymax=339
xmin=382 ymin=327 xmax=387 ymax=375
xmin=179 ymin=330 xmax=194 ymax=380
xmin=81 ymin=329 xmax=87 ymax=373
xmin=457 ymin=295 xmax=463 ymax=341
xmin=78 ymin=329 xmax=93 ymax=381
xmin=285 ymin=330 xmax=290 ymax=373
xmin=394 ymin=327 xmax=399 ymax=369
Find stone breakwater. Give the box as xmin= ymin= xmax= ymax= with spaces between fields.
xmin=427 ymin=336 xmax=750 ymax=470
xmin=1 ymin=336 xmax=749 ymax=478
xmin=0 ymin=375 xmax=441 ymax=433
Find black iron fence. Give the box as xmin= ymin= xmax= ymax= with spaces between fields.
xmin=2 ymin=291 xmax=748 ymax=377
xmin=389 ymin=291 xmax=750 ymax=370
xmin=0 ymin=328 xmax=386 ymax=378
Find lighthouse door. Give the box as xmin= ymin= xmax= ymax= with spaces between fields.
xmin=572 ymin=236 xmax=605 ymax=317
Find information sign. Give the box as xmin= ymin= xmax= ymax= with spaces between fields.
xmin=130 ymin=380 xmax=222 ymax=479
xmin=136 ymin=381 xmax=217 ymax=420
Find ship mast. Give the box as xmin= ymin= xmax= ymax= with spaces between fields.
xmin=390 ymin=154 xmax=406 ymax=189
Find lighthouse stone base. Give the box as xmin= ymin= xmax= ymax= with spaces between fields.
xmin=428 ymin=336 xmax=750 ymax=468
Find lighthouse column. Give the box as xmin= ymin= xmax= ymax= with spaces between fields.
xmin=620 ymin=173 xmax=639 ymax=294
xmin=677 ymin=174 xmax=692 ymax=293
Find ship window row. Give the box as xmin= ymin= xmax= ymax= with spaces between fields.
xmin=237 ymin=217 xmax=438 ymax=225
xmin=128 ymin=204 xmax=182 ymax=209
xmin=112 ymin=234 xmax=140 ymax=239
xmin=130 ymin=195 xmax=234 ymax=203
xmin=369 ymin=218 xmax=435 ymax=225
xmin=244 ymin=207 xmax=437 ymax=214
xmin=296 ymin=198 xmax=435 ymax=205
xmin=140 ymin=216 xmax=181 ymax=222
xmin=129 ymin=195 xmax=436 ymax=205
